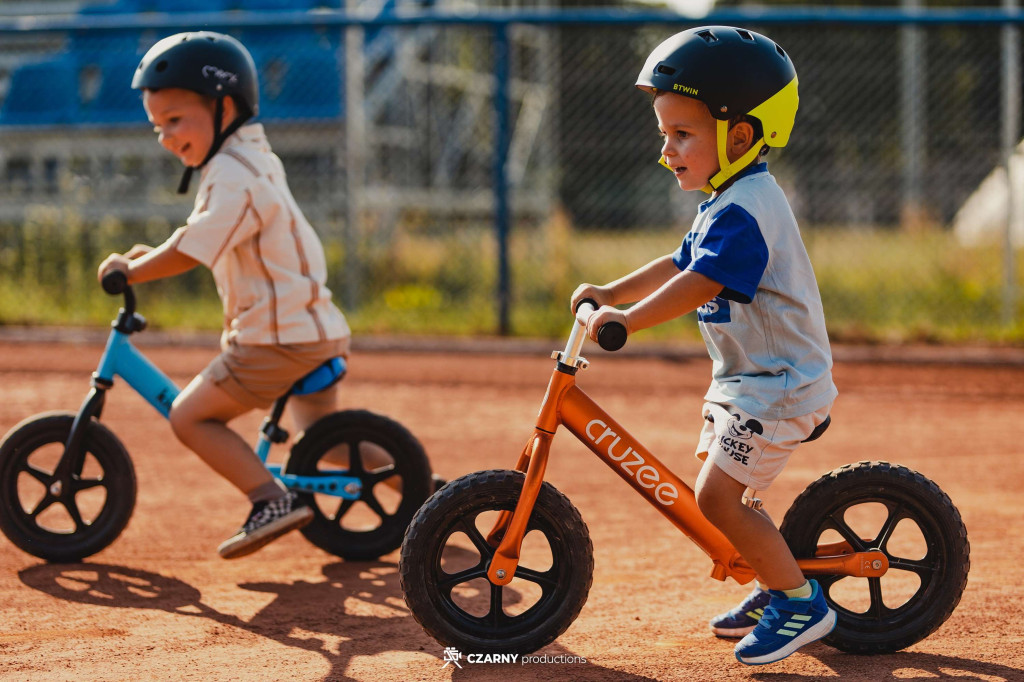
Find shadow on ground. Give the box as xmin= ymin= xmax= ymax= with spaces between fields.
xmin=19 ymin=560 xmax=655 ymax=681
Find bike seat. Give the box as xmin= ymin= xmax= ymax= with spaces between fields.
xmin=802 ymin=415 xmax=830 ymax=443
xmin=291 ymin=357 xmax=347 ymax=396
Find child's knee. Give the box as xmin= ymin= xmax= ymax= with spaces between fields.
xmin=695 ymin=469 xmax=744 ymax=520
xmin=168 ymin=397 xmax=197 ymax=441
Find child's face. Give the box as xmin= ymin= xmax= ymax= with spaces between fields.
xmin=143 ymin=88 xmax=218 ymax=167
xmin=654 ymin=92 xmax=720 ymax=192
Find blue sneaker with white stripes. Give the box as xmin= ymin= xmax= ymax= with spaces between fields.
xmin=710 ymin=587 xmax=771 ymax=638
xmin=734 ymin=579 xmax=836 ymax=665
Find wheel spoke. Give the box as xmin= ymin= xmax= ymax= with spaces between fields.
xmin=872 ymin=502 xmax=906 ymax=550
xmin=889 ymin=556 xmax=939 ymax=576
xmin=867 ymin=577 xmax=887 ymax=619
xmin=825 ymin=511 xmax=867 ymax=551
xmin=513 ymin=565 xmax=559 ymax=590
xmin=363 ymin=465 xmax=399 ymax=488
xmin=361 ymin=492 xmax=391 ymax=521
xmin=22 ymin=464 xmax=54 ymax=487
xmin=817 ymin=573 xmax=842 ymax=591
xmin=331 ymin=498 xmax=356 ymax=523
xmin=346 ymin=439 xmax=365 ymax=476
xmin=65 ymin=500 xmax=86 ymax=531
xmin=28 ymin=494 xmax=57 ymax=518
xmin=437 ymin=564 xmax=488 ymax=592
xmin=488 ymin=582 xmax=506 ymax=628
xmin=70 ymin=476 xmax=106 ymax=493
xmin=456 ymin=518 xmax=497 ymax=559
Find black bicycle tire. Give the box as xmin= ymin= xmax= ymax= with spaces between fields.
xmin=284 ymin=409 xmax=432 ymax=561
xmin=0 ymin=411 xmax=136 ymax=563
xmin=780 ymin=460 xmax=969 ymax=654
xmin=399 ymin=469 xmax=594 ymax=654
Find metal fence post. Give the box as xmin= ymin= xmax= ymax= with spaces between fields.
xmin=344 ymin=13 xmax=364 ymax=312
xmin=1002 ymin=0 xmax=1020 ymax=326
xmin=494 ymin=23 xmax=512 ymax=336
xmin=901 ymin=0 xmax=924 ymax=226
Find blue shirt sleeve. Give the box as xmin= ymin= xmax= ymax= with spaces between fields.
xmin=672 ymin=230 xmax=697 ymax=271
xmin=687 ymin=204 xmax=769 ymax=304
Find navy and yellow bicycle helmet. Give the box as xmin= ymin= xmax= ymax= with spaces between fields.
xmin=133 ymin=31 xmax=259 ymax=193
xmin=636 ymin=26 xmax=798 ymax=193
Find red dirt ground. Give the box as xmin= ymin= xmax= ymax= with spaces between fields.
xmin=0 ymin=338 xmax=1022 ymax=681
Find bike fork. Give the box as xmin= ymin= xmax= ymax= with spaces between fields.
xmin=54 ymin=378 xmax=110 ymax=481
xmin=486 ymin=429 xmax=553 ymax=585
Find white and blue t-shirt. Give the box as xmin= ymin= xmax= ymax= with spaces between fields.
xmin=673 ymin=163 xmax=837 ymax=420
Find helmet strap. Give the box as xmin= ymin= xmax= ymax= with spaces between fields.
xmin=176 ymin=97 xmax=251 ymax=195
xmin=703 ymin=119 xmax=764 ymax=194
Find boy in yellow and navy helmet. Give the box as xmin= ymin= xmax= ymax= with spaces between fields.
xmin=571 ymin=26 xmax=838 ymax=665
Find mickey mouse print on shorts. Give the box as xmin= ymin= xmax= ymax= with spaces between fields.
xmin=695 ymin=402 xmax=830 ymax=490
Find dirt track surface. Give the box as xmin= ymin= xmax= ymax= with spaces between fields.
xmin=0 ymin=339 xmax=1022 ymax=681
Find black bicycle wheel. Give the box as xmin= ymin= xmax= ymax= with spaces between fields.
xmin=0 ymin=412 xmax=136 ymax=563
xmin=399 ymin=469 xmax=594 ymax=654
xmin=284 ymin=409 xmax=432 ymax=561
xmin=780 ymin=461 xmax=969 ymax=654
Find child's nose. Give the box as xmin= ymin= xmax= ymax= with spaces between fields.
xmin=661 ymin=138 xmax=675 ymax=159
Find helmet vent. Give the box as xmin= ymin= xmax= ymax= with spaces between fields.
xmin=656 ymin=64 xmax=677 ymax=76
xmin=776 ymin=45 xmax=787 ymax=58
xmin=155 ymin=60 xmax=168 ymax=73
xmin=696 ymin=30 xmax=718 ymax=44
xmin=736 ymin=29 xmax=755 ymax=42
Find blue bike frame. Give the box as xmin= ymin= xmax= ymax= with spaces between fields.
xmin=92 ymin=327 xmax=361 ymax=500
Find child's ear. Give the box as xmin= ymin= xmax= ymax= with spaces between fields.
xmin=220 ymin=96 xmax=239 ymax=126
xmin=729 ymin=120 xmax=756 ymax=155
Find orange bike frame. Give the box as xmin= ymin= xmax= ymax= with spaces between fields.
xmin=485 ymin=320 xmax=887 ymax=587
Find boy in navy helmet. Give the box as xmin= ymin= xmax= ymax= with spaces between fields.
xmin=572 ymin=26 xmax=838 ymax=665
xmin=98 ymin=32 xmax=352 ymax=559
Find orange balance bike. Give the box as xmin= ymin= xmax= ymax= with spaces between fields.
xmin=399 ymin=301 xmax=970 ymax=655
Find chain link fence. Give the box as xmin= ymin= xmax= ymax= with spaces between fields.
xmin=0 ymin=5 xmax=1022 ymax=343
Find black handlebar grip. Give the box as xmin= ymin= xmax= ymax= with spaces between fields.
xmin=575 ymin=297 xmax=598 ymax=313
xmin=101 ymin=270 xmax=128 ymax=295
xmin=597 ymin=322 xmax=627 ymax=352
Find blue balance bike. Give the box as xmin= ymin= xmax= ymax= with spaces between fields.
xmin=0 ymin=272 xmax=434 ymax=562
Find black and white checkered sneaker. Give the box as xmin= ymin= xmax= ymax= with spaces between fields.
xmin=218 ymin=490 xmax=314 ymax=559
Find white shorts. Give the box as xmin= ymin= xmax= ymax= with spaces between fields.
xmin=695 ymin=402 xmax=832 ymax=491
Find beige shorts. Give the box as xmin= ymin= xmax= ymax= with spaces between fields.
xmin=201 ymin=336 xmax=350 ymax=409
xmin=696 ymin=402 xmax=832 ymax=491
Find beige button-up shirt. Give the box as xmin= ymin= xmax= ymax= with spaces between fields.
xmin=170 ymin=124 xmax=350 ymax=346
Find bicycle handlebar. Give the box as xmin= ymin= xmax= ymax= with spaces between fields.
xmin=100 ymin=270 xmax=139 ymax=329
xmin=575 ymin=298 xmax=628 ymax=352
xmin=101 ymin=270 xmax=128 ymax=295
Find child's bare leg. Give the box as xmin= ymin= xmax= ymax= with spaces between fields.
xmin=288 ymin=383 xmax=339 ymax=434
xmin=694 ymin=460 xmax=804 ymax=590
xmin=169 ymin=375 xmax=276 ymax=495
xmin=288 ymin=385 xmax=401 ymax=492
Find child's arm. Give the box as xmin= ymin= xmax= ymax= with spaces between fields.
xmin=583 ymin=268 xmax=722 ymax=342
xmin=623 ymin=269 xmax=722 ymax=332
xmin=571 ymin=253 xmax=680 ymax=311
xmin=97 ymin=238 xmax=199 ymax=286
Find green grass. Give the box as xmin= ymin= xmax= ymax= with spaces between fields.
xmin=0 ymin=211 xmax=1022 ymax=345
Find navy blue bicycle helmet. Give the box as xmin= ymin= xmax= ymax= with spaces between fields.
xmin=133 ymin=31 xmax=259 ymax=193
